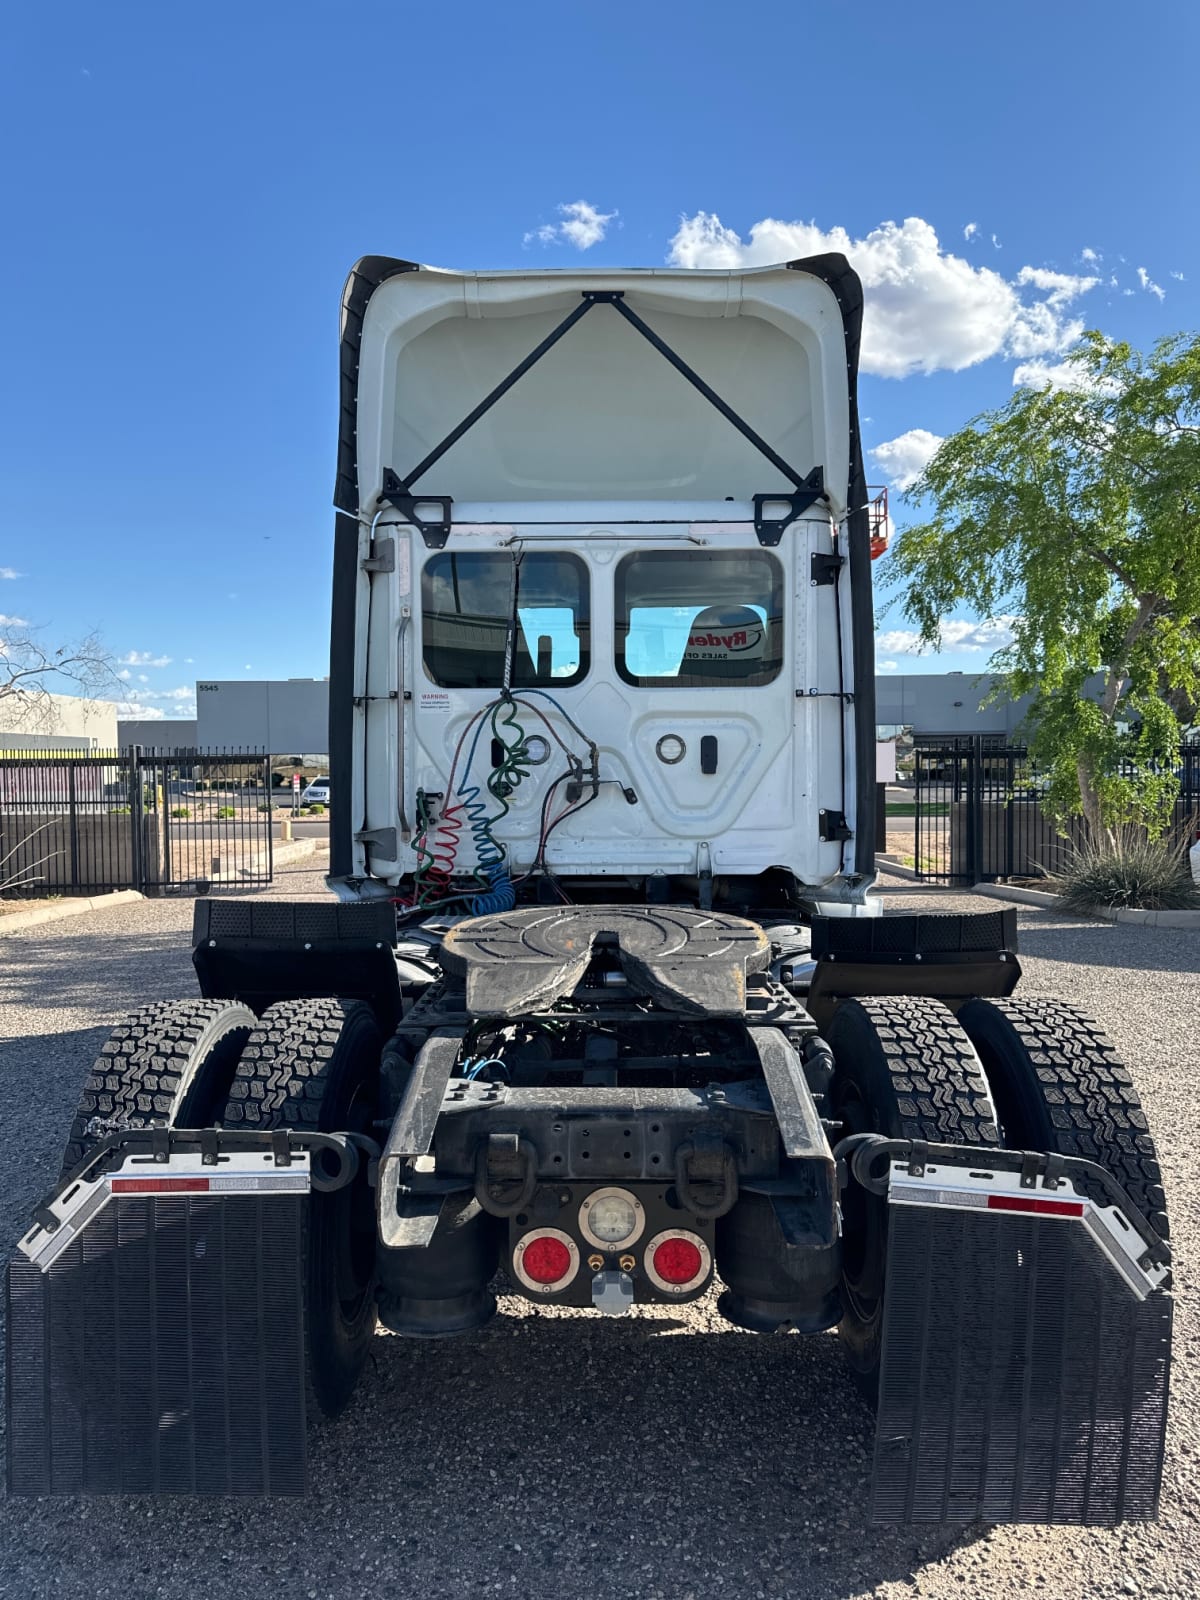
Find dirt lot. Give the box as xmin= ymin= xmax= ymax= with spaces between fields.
xmin=1 ymin=870 xmax=1197 ymax=1600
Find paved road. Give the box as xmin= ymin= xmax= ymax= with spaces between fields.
xmin=1 ymin=872 xmax=1197 ymax=1599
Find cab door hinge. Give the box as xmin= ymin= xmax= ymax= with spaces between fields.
xmin=361 ymin=537 xmax=395 ymax=574
xmin=355 ymin=827 xmax=398 ymax=858
xmin=810 ymin=550 xmax=845 ymax=586
xmin=818 ymin=809 xmax=853 ymax=843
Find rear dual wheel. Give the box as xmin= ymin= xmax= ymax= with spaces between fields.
xmin=829 ymin=993 xmax=1167 ymax=1405
xmin=59 ymin=994 xmax=382 ymax=1418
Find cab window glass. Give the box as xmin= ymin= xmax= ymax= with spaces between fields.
xmin=615 ymin=550 xmax=783 ymax=687
xmin=421 ymin=552 xmax=589 ymax=688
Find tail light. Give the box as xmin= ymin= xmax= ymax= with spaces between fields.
xmin=644 ymin=1229 xmax=711 ymax=1295
xmin=513 ymin=1228 xmax=580 ymax=1294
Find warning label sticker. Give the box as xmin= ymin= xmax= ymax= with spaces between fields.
xmin=418 ymin=692 xmax=452 ymax=714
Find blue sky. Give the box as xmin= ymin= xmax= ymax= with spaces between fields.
xmin=1 ymin=0 xmax=1194 ymax=718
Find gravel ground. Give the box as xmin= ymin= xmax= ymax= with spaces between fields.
xmin=1 ymin=871 xmax=1198 ymax=1600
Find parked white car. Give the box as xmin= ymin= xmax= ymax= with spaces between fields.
xmin=1189 ymin=831 xmax=1200 ymax=887
xmin=300 ymin=777 xmax=330 ymax=805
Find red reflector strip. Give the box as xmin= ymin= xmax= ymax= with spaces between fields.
xmin=111 ymin=1177 xmax=212 ymax=1194
xmin=987 ymin=1194 xmax=1084 ymax=1218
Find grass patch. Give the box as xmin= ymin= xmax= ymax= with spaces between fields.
xmin=886 ymin=803 xmax=949 ymax=817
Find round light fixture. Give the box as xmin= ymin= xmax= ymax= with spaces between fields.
xmin=578 ymin=1186 xmax=645 ymax=1250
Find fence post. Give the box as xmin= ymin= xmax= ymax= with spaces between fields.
xmin=128 ymin=747 xmax=145 ymax=891
xmin=1004 ymin=750 xmax=1016 ymax=880
xmin=67 ymin=760 xmax=80 ymax=894
xmin=969 ymin=735 xmax=984 ymax=884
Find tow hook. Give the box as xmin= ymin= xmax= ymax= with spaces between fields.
xmin=675 ymin=1132 xmax=738 ymax=1218
xmin=474 ymin=1132 xmax=537 ymax=1216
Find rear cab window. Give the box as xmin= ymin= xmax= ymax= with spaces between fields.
xmin=615 ymin=550 xmax=784 ymax=687
xmin=421 ymin=552 xmax=589 ymax=688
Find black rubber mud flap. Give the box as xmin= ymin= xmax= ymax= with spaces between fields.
xmin=7 ymin=1194 xmax=307 ymax=1496
xmin=871 ymin=1202 xmax=1172 ymax=1525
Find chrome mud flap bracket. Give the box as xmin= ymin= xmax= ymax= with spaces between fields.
xmin=6 ymin=1134 xmax=323 ymax=1496
xmin=847 ymin=1139 xmax=1173 ymax=1526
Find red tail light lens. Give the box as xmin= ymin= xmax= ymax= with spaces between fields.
xmin=512 ymin=1228 xmax=580 ymax=1293
xmin=644 ymin=1229 xmax=711 ymax=1294
xmin=523 ymin=1235 xmax=571 ymax=1282
xmin=652 ymin=1237 xmax=702 ymax=1283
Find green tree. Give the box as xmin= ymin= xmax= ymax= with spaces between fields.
xmin=890 ymin=330 xmax=1200 ymax=838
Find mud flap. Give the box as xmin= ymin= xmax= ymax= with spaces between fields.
xmin=871 ymin=1195 xmax=1172 ymax=1525
xmin=7 ymin=1181 xmax=308 ymax=1496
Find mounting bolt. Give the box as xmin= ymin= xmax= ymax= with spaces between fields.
xmin=304 ymin=942 xmax=312 ymax=951
xmin=208 ymin=939 xmax=216 ymax=948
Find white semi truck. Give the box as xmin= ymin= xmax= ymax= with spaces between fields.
xmin=8 ymin=254 xmax=1171 ymax=1523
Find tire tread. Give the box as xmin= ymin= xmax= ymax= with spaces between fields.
xmin=60 ymin=998 xmax=254 ymax=1179
xmin=970 ymin=997 xmax=1167 ymax=1239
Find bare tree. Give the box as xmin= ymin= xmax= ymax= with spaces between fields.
xmin=0 ymin=621 xmax=120 ymax=735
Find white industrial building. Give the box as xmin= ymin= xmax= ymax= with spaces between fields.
xmin=1 ymin=692 xmax=119 ymax=751
xmin=195 ymin=678 xmax=329 ymax=753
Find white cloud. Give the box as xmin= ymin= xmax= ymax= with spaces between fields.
xmin=114 ymin=701 xmax=165 ymax=720
xmin=991 ymin=234 xmax=1002 ymax=250
xmin=963 ymin=222 xmax=978 ymax=241
xmin=524 ymin=200 xmax=617 ymax=251
xmin=117 ymin=668 xmax=131 ymax=681
xmin=184 ymin=656 xmax=194 ymax=664
xmin=114 ymin=683 xmax=198 ymax=718
xmin=1080 ymin=247 xmax=1100 ymax=264
xmin=137 ymin=673 xmax=149 ymax=683
xmin=1170 ymin=270 xmax=1185 ymax=282
xmin=875 ymin=615 xmax=1021 ymax=656
xmin=1137 ymin=267 xmax=1165 ymax=301
xmin=869 ymin=428 xmax=944 ymax=490
xmin=119 ymin=650 xmax=172 ymax=668
xmin=879 ymin=659 xmax=899 ymax=671
xmin=1011 ymin=357 xmax=1117 ymax=395
xmin=0 ymin=613 xmax=31 ymax=627
xmin=666 ymin=214 xmax=1098 ymax=378
xmin=1016 ymin=265 xmax=1100 ymax=305
xmin=0 ymin=567 xmax=20 ymax=580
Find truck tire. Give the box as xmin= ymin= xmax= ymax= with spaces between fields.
xmin=59 ymin=998 xmax=256 ymax=1182
xmin=827 ymin=996 xmax=1000 ymax=1401
xmin=221 ymin=998 xmax=382 ymax=1417
xmin=957 ymin=997 xmax=1169 ymax=1241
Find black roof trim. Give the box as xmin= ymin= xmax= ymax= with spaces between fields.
xmin=334 ymin=256 xmax=420 ymax=515
xmin=786 ymin=252 xmax=876 ymax=877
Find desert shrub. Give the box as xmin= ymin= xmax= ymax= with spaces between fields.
xmin=1055 ymin=823 xmax=1200 ymax=912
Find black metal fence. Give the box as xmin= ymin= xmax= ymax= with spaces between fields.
xmin=911 ymin=736 xmax=1200 ymax=884
xmin=0 ymin=749 xmax=275 ymax=897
